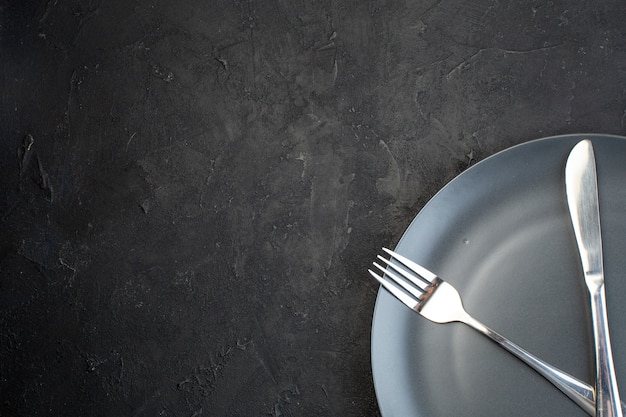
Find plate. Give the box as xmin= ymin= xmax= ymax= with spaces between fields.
xmin=371 ymin=134 xmax=626 ymax=417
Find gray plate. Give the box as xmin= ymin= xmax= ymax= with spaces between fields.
xmin=371 ymin=134 xmax=626 ymax=417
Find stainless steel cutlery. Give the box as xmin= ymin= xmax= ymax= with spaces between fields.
xmin=370 ymin=248 xmax=597 ymax=415
xmin=566 ymin=140 xmax=623 ymax=417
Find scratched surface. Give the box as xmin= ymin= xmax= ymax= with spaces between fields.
xmin=1 ymin=0 xmax=626 ymax=416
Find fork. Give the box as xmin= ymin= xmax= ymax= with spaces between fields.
xmin=369 ymin=247 xmax=600 ymax=416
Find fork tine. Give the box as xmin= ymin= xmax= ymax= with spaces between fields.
xmin=382 ymin=248 xmax=438 ymax=282
xmin=368 ymin=269 xmax=419 ymax=310
xmin=372 ymin=261 xmax=424 ymax=300
xmin=376 ymin=255 xmax=430 ymax=291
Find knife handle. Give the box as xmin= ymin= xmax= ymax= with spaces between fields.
xmin=590 ymin=285 xmax=623 ymax=417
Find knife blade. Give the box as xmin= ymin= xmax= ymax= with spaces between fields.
xmin=565 ymin=139 xmax=623 ymax=417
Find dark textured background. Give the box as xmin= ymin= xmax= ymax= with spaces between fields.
xmin=2 ymin=0 xmax=626 ymax=416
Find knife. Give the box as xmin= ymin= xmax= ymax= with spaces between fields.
xmin=566 ymin=139 xmax=624 ymax=417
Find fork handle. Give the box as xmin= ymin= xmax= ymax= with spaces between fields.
xmin=463 ymin=314 xmax=599 ymax=416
